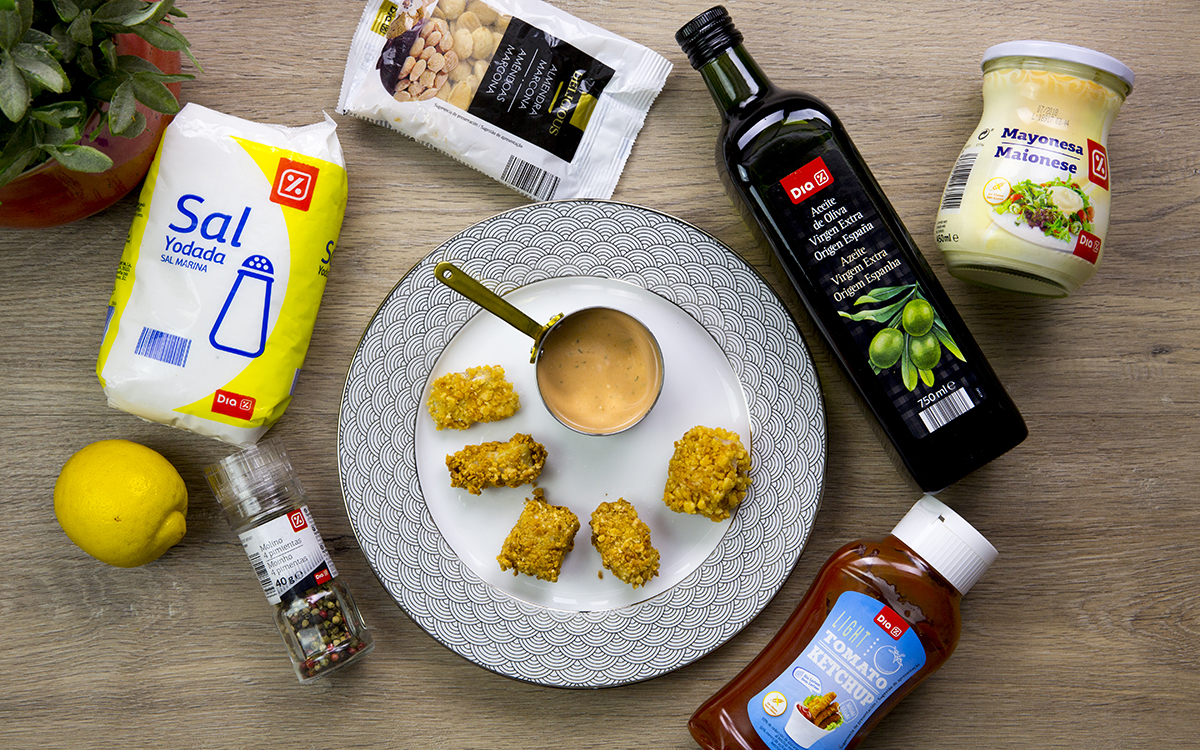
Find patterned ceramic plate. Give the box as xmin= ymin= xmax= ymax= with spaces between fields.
xmin=338 ymin=200 xmax=827 ymax=687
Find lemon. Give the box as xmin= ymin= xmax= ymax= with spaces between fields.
xmin=54 ymin=440 xmax=188 ymax=568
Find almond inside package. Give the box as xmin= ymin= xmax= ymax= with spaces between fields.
xmin=338 ymin=0 xmax=671 ymax=200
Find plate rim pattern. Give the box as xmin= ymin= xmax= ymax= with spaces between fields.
xmin=337 ymin=199 xmax=827 ymax=688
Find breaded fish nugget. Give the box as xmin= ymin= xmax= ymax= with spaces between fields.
xmin=497 ymin=489 xmax=580 ymax=582
xmin=662 ymin=426 xmax=751 ymax=522
xmin=427 ymin=365 xmax=520 ymax=430
xmin=446 ymin=433 xmax=546 ymax=495
xmin=590 ymin=498 xmax=659 ymax=588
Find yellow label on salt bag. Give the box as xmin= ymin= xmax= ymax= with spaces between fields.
xmin=97 ymin=103 xmax=348 ymax=446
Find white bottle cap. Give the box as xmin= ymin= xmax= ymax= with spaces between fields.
xmin=983 ymin=40 xmax=1135 ymax=91
xmin=890 ymin=495 xmax=998 ymax=596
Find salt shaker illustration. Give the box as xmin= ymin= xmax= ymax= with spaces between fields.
xmin=210 ymin=254 xmax=274 ymax=357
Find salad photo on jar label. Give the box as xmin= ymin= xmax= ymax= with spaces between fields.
xmin=987 ymin=176 xmax=1096 ymax=250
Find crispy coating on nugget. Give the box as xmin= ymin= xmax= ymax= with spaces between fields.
xmin=662 ymin=426 xmax=751 ymax=522
xmin=427 ymin=365 xmax=520 ymax=430
xmin=446 ymin=433 xmax=547 ymax=495
xmin=497 ymin=489 xmax=580 ymax=582
xmin=590 ymin=498 xmax=660 ymax=589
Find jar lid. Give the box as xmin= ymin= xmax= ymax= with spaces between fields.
xmin=983 ymin=40 xmax=1135 ymax=91
xmin=891 ymin=495 xmax=998 ymax=596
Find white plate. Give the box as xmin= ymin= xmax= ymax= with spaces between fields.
xmin=338 ymin=200 xmax=827 ymax=687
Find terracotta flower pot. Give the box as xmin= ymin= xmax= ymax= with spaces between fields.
xmin=0 ymin=34 xmax=183 ymax=229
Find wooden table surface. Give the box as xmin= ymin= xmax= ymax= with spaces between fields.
xmin=4 ymin=0 xmax=1198 ymax=746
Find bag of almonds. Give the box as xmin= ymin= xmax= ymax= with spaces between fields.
xmin=338 ymin=0 xmax=671 ymax=201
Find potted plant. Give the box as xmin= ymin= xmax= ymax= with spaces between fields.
xmin=0 ymin=0 xmax=196 ymax=228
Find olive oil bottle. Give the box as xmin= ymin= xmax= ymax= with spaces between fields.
xmin=676 ymin=6 xmax=1026 ymax=492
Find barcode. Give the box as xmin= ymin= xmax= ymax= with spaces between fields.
xmin=247 ymin=550 xmax=277 ymax=600
xmin=134 ymin=327 xmax=191 ymax=367
xmin=919 ymin=387 xmax=976 ymax=432
xmin=938 ymin=151 xmax=978 ymax=212
xmin=502 ymin=156 xmax=559 ymax=201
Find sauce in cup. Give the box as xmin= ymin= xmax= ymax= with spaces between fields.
xmin=433 ymin=262 xmax=664 ymax=436
xmin=536 ymin=308 xmax=663 ymax=435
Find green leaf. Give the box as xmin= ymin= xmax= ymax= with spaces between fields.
xmin=116 ymin=54 xmax=194 ymax=84
xmin=0 ymin=145 xmax=36 ymax=187
xmin=0 ymin=1 xmax=15 ymax=15
xmin=116 ymin=52 xmax=162 ymax=73
xmin=130 ymin=71 xmax=178 ymax=112
xmin=51 ymin=0 xmax=82 ymax=22
xmin=50 ymin=23 xmax=78 ymax=62
xmin=41 ymin=118 xmax=85 ymax=145
xmin=106 ymin=106 xmax=143 ymax=137
xmin=0 ymin=3 xmax=29 ymax=51
xmin=14 ymin=42 xmax=70 ymax=93
xmin=931 ymin=321 xmax=967 ymax=362
xmin=92 ymin=0 xmax=147 ymax=24
xmin=131 ymin=20 xmax=199 ymax=70
xmin=145 ymin=71 xmax=189 ymax=84
xmin=126 ymin=108 xmax=144 ymax=135
xmin=837 ymin=297 xmax=910 ymax=324
xmin=76 ymin=44 xmax=97 ymax=77
xmin=28 ymin=99 xmax=88 ymax=127
xmin=0 ymin=49 xmax=30 ymax=120
xmin=852 ymin=284 xmax=915 ymax=305
xmin=122 ymin=0 xmax=172 ymax=28
xmin=21 ymin=28 xmax=59 ymax=54
xmin=919 ymin=368 xmax=935 ymax=388
xmin=67 ymin=9 xmax=92 ymax=45
xmin=44 ymin=142 xmax=114 ymax=172
xmin=98 ymin=36 xmax=116 ymax=70
xmin=87 ymin=70 xmax=122 ymax=99
xmin=128 ymin=17 xmax=182 ymax=48
xmin=0 ymin=118 xmax=37 ymax=186
xmin=107 ymin=77 xmax=136 ymax=133
xmin=901 ymin=337 xmax=918 ymax=392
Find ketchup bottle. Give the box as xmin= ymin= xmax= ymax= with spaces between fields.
xmin=688 ymin=495 xmax=997 ymax=750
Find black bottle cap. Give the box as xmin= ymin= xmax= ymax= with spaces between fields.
xmin=676 ymin=5 xmax=743 ymax=70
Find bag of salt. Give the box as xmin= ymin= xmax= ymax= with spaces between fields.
xmin=97 ymin=103 xmax=348 ymax=446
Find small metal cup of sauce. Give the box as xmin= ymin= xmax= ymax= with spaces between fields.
xmin=434 ymin=262 xmax=665 ymax=436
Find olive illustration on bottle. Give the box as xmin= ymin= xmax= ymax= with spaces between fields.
xmin=840 ymin=284 xmax=966 ymax=391
xmin=908 ymin=332 xmax=942 ymax=370
xmin=868 ymin=327 xmax=904 ymax=369
xmin=901 ymin=299 xmax=934 ymax=337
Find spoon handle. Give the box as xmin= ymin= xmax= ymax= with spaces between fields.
xmin=434 ymin=262 xmax=547 ymax=343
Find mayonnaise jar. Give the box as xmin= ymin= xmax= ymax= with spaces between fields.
xmin=935 ymin=41 xmax=1134 ymax=297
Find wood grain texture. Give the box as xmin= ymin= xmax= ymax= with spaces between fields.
xmin=3 ymin=0 xmax=1198 ymax=746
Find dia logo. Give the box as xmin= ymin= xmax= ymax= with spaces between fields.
xmin=781 ymin=156 xmax=835 ymax=204
xmin=1087 ymin=139 xmax=1110 ymax=190
xmin=271 ymin=158 xmax=320 ymax=211
xmin=212 ymin=388 xmax=256 ymax=420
